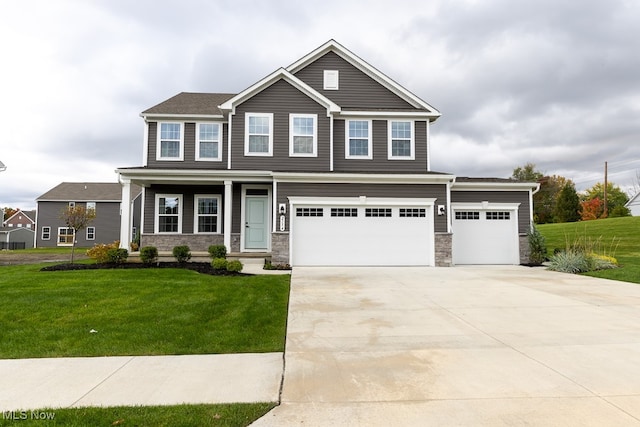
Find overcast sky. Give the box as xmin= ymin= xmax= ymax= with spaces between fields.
xmin=2 ymin=0 xmax=639 ymax=210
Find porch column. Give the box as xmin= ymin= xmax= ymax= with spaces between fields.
xmin=224 ymin=180 xmax=232 ymax=250
xmin=119 ymin=178 xmax=132 ymax=250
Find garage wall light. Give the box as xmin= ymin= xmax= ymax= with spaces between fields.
xmin=437 ymin=205 xmax=446 ymax=216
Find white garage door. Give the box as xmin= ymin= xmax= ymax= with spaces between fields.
xmin=452 ymin=206 xmax=520 ymax=265
xmin=290 ymin=198 xmax=435 ymax=266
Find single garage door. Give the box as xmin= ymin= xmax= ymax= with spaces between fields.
xmin=452 ymin=205 xmax=520 ymax=265
xmin=290 ymin=198 xmax=435 ymax=266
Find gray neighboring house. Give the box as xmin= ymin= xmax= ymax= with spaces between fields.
xmin=35 ymin=182 xmax=141 ymax=248
xmin=116 ymin=40 xmax=538 ymax=266
xmin=0 ymin=226 xmax=35 ymax=249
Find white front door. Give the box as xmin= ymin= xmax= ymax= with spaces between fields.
xmin=245 ymin=196 xmax=269 ymax=250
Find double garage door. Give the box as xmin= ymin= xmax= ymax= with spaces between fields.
xmin=452 ymin=204 xmax=520 ymax=265
xmin=290 ymin=198 xmax=435 ymax=266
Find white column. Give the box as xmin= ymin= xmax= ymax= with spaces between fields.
xmin=224 ymin=180 xmax=233 ymax=251
xmin=119 ymin=178 xmax=132 ymax=249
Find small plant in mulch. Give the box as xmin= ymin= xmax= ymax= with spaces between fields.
xmin=264 ymin=261 xmax=292 ymax=270
xmin=40 ymin=261 xmax=250 ymax=276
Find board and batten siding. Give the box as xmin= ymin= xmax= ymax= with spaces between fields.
xmin=333 ymin=119 xmax=428 ymax=172
xmin=231 ymin=80 xmax=330 ymax=171
xmin=451 ymin=191 xmax=531 ymax=233
xmin=278 ymin=182 xmax=448 ymax=232
xmin=293 ymin=51 xmax=415 ymax=109
xmin=146 ymin=121 xmax=228 ymax=169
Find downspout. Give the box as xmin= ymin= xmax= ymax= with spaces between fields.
xmin=530 ymin=182 xmax=541 ymax=228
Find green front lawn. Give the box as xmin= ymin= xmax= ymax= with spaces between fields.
xmin=0 ymin=264 xmax=290 ymax=359
xmin=537 ymin=216 xmax=640 ymax=284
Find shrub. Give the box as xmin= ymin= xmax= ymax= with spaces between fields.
xmin=527 ymin=225 xmax=547 ymax=265
xmin=588 ymin=253 xmax=618 ymax=270
xmin=264 ymin=261 xmax=292 ymax=270
xmin=208 ymin=245 xmax=227 ymax=259
xmin=226 ymin=260 xmax=243 ymax=272
xmin=212 ymin=257 xmax=228 ymax=271
xmin=172 ymin=245 xmax=192 ymax=263
xmin=106 ymin=248 xmax=129 ymax=264
xmin=140 ymin=246 xmax=158 ymax=264
xmin=548 ymin=250 xmax=590 ymax=274
xmin=87 ymin=241 xmax=120 ymax=263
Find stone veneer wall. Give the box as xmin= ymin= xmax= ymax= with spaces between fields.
xmin=434 ymin=233 xmax=452 ymax=267
xmin=519 ymin=234 xmax=530 ymax=264
xmin=230 ymin=234 xmax=241 ymax=253
xmin=271 ymin=232 xmax=290 ymax=265
xmin=141 ymin=234 xmax=223 ymax=251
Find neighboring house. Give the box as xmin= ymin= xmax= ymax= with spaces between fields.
xmin=116 ymin=40 xmax=538 ymax=266
xmin=0 ymin=226 xmax=34 ymax=249
xmin=626 ymin=192 xmax=640 ymax=216
xmin=35 ymin=182 xmax=142 ymax=248
xmin=2 ymin=209 xmax=36 ymax=229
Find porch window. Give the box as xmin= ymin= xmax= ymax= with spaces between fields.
xmin=58 ymin=227 xmax=74 ymax=246
xmin=346 ymin=120 xmax=372 ymax=159
xmin=388 ymin=121 xmax=415 ymax=160
xmin=156 ymin=194 xmax=182 ymax=233
xmin=194 ymin=195 xmax=221 ymax=233
xmin=157 ymin=122 xmax=183 ymax=160
xmin=290 ymin=114 xmax=317 ymax=156
xmin=196 ymin=123 xmax=222 ymax=161
xmin=245 ymin=113 xmax=273 ymax=156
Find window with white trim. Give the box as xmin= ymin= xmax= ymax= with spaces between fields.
xmin=346 ymin=120 xmax=372 ymax=159
xmin=157 ymin=122 xmax=183 ymax=160
xmin=58 ymin=227 xmax=74 ymax=245
xmin=331 ymin=208 xmax=358 ymax=217
xmin=68 ymin=202 xmax=75 ymax=208
xmin=86 ymin=202 xmax=96 ymax=213
xmin=86 ymin=226 xmax=95 ymax=240
xmin=245 ymin=113 xmax=273 ymax=156
xmin=156 ymin=194 xmax=182 ymax=233
xmin=486 ymin=211 xmax=511 ymax=220
xmin=194 ymin=195 xmax=221 ymax=233
xmin=365 ymin=208 xmax=392 ymax=217
xmin=290 ymin=114 xmax=317 ymax=156
xmin=196 ymin=123 xmax=222 ymax=161
xmin=455 ymin=211 xmax=480 ymax=220
xmin=296 ymin=208 xmax=323 ymax=217
xmin=388 ymin=121 xmax=415 ymax=159
xmin=399 ymin=208 xmax=426 ymax=217
xmin=42 ymin=226 xmax=51 ymax=240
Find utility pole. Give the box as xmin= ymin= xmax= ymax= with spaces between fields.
xmin=603 ymin=161 xmax=608 ymax=217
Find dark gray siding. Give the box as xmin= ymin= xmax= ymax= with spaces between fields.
xmin=333 ymin=120 xmax=428 ymax=172
xmin=451 ymin=191 xmax=532 ymax=233
xmin=293 ymin=51 xmax=416 ymax=109
xmin=231 ymin=80 xmax=330 ymax=171
xmin=146 ymin=121 xmax=228 ymax=169
xmin=277 ymin=182 xmax=447 ymax=232
xmin=143 ymin=185 xmax=225 ymax=234
xmin=36 ymin=201 xmax=121 ymax=248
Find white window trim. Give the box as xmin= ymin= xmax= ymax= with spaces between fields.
xmin=86 ymin=201 xmax=96 ymax=213
xmin=86 ymin=226 xmax=96 ymax=240
xmin=156 ymin=122 xmax=184 ymax=161
xmin=57 ymin=227 xmax=74 ymax=246
xmin=387 ymin=120 xmax=415 ymax=160
xmin=41 ymin=226 xmax=51 ymax=240
xmin=154 ymin=194 xmax=183 ymax=234
xmin=196 ymin=122 xmax=222 ymax=162
xmin=289 ymin=113 xmax=318 ymax=157
xmin=193 ymin=194 xmax=222 ymax=234
xmin=244 ymin=113 xmax=273 ymax=156
xmin=323 ymin=70 xmax=339 ymax=90
xmin=345 ymin=119 xmax=373 ymax=159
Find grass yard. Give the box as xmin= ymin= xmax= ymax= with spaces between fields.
xmin=537 ymin=216 xmax=640 ymax=284
xmin=0 ymin=264 xmax=290 ymax=359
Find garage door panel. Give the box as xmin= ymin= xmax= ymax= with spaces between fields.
xmin=452 ymin=209 xmax=519 ymax=265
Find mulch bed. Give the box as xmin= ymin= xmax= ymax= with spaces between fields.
xmin=40 ymin=261 xmax=251 ymax=276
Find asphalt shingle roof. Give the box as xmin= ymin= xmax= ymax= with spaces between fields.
xmin=36 ymin=182 xmax=140 ymax=201
xmin=142 ymin=92 xmax=236 ymax=116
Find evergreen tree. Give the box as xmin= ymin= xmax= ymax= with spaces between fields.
xmin=554 ymin=183 xmax=581 ymax=223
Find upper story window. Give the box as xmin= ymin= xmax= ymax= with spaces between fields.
xmin=194 ymin=195 xmax=221 ymax=233
xmin=86 ymin=202 xmax=96 ymax=213
xmin=157 ymin=122 xmax=183 ymax=160
xmin=290 ymin=114 xmax=317 ymax=157
xmin=245 ymin=113 xmax=273 ymax=156
xmin=388 ymin=120 xmax=415 ymax=160
xmin=155 ymin=194 xmax=182 ymax=233
xmin=346 ymin=120 xmax=372 ymax=159
xmin=196 ymin=123 xmax=222 ymax=161
xmin=323 ymin=70 xmax=339 ymax=90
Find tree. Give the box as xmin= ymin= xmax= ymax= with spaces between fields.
xmin=580 ymin=197 xmax=603 ymax=221
xmin=60 ymin=206 xmax=96 ymax=263
xmin=512 ymin=164 xmax=574 ymax=224
xmin=582 ymin=182 xmax=630 ymax=218
xmin=2 ymin=207 xmax=17 ymax=221
xmin=512 ymin=163 xmax=543 ymax=182
xmin=554 ymin=183 xmax=581 ymax=223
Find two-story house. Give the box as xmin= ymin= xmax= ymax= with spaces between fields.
xmin=2 ymin=209 xmax=36 ymax=229
xmin=117 ymin=40 xmax=538 ymax=266
xmin=36 ymin=182 xmax=142 ymax=248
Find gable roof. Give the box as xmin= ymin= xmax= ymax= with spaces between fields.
xmin=141 ymin=92 xmax=235 ymax=119
xmin=36 ymin=182 xmax=141 ymax=202
xmin=219 ymin=68 xmax=340 ymax=114
xmin=3 ymin=209 xmax=35 ymax=224
xmin=626 ymin=191 xmax=640 ymax=207
xmin=287 ymin=39 xmax=441 ymax=118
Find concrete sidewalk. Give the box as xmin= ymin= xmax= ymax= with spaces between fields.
xmin=0 ymin=353 xmax=283 ymax=411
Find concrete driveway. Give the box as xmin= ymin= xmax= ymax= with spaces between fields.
xmin=254 ymin=266 xmax=640 ymax=426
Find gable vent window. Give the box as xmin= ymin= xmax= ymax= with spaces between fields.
xmin=365 ymin=208 xmax=392 ymax=217
xmin=486 ymin=211 xmax=511 ymax=220
xmin=323 ymin=70 xmax=339 ymax=90
xmin=455 ymin=211 xmax=480 ymax=220
xmin=296 ymin=208 xmax=324 ymax=217
xmin=331 ymin=208 xmax=358 ymax=217
xmin=400 ymin=208 xmax=426 ymax=218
